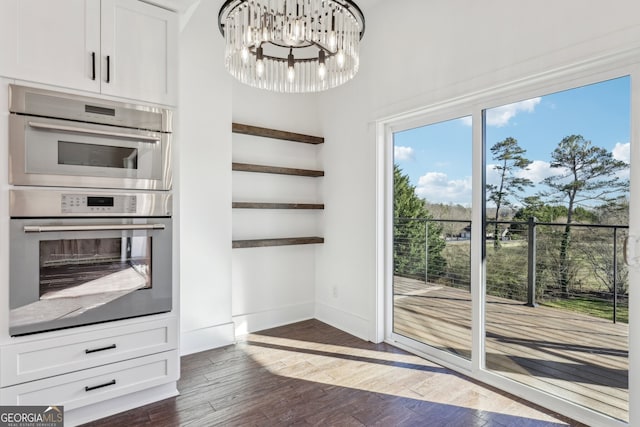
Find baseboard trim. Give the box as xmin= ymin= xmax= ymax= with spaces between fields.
xmin=180 ymin=322 xmax=236 ymax=356
xmin=315 ymin=302 xmax=370 ymax=341
xmin=233 ymin=302 xmax=314 ymax=336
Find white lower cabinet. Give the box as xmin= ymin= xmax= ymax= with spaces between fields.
xmin=0 ymin=316 xmax=179 ymax=420
xmin=0 ymin=350 xmax=178 ymax=410
xmin=0 ymin=317 xmax=177 ymax=387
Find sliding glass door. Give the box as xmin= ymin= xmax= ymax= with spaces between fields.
xmin=392 ymin=116 xmax=473 ymax=361
xmin=484 ymin=77 xmax=630 ymax=423
xmin=386 ymin=69 xmax=636 ymax=426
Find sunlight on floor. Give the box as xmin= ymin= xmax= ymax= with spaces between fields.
xmin=243 ymin=333 xmax=570 ymax=424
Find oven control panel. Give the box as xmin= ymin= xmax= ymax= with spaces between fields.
xmin=10 ymin=190 xmax=171 ymax=217
xmin=61 ymin=194 xmax=137 ymax=214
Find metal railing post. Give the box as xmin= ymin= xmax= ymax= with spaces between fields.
xmin=526 ymin=216 xmax=537 ymax=307
xmin=613 ymin=227 xmax=618 ymax=324
xmin=425 ymin=219 xmax=429 ymax=285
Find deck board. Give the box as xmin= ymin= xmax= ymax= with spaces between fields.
xmin=393 ymin=276 xmax=629 ymax=422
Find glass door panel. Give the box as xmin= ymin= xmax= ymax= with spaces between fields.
xmin=39 ymin=236 xmax=152 ymax=299
xmin=483 ymin=76 xmax=630 ymax=422
xmin=393 ymin=116 xmax=473 ymax=359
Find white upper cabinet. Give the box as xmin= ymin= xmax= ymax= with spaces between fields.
xmin=100 ymin=0 xmax=177 ymax=105
xmin=0 ymin=0 xmax=177 ymax=106
xmin=0 ymin=0 xmax=101 ymax=92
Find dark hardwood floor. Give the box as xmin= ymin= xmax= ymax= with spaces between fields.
xmin=82 ymin=320 xmax=586 ymax=426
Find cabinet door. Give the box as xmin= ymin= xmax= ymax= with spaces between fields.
xmin=100 ymin=0 xmax=177 ymax=106
xmin=0 ymin=0 xmax=101 ymax=92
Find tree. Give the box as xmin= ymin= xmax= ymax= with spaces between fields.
xmin=577 ymin=227 xmax=628 ymax=297
xmin=486 ymin=137 xmax=533 ymax=248
xmin=394 ymin=165 xmax=446 ymax=281
xmin=425 ymin=202 xmax=471 ymax=239
xmin=541 ymin=135 xmax=629 ymax=296
xmin=512 ymin=196 xmax=566 ymax=224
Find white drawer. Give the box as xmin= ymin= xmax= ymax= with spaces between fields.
xmin=0 ymin=317 xmax=177 ymax=386
xmin=0 ymin=350 xmax=178 ymax=411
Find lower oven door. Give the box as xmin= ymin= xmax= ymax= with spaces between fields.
xmin=9 ymin=217 xmax=172 ymax=336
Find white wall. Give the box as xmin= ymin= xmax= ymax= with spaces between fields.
xmin=178 ymin=0 xmax=234 ymax=355
xmin=316 ymin=0 xmax=640 ymax=341
xmin=178 ymin=0 xmax=640 ymax=358
xmin=178 ymin=0 xmax=325 ymax=347
xmin=231 ymin=82 xmax=323 ymax=335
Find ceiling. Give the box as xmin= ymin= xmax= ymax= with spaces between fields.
xmin=168 ymin=0 xmax=382 ymax=16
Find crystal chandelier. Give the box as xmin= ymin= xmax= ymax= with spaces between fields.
xmin=218 ymin=0 xmax=365 ymax=93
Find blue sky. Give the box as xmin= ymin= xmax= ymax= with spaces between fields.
xmin=393 ymin=76 xmax=631 ymax=207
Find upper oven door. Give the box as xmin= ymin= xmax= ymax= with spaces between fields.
xmin=9 ymin=115 xmax=172 ymax=190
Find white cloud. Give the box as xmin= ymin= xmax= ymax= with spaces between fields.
xmin=460 ymin=116 xmax=473 ymax=127
xmin=415 ymin=171 xmax=472 ymax=205
xmin=485 ymin=98 xmax=541 ymax=127
xmin=612 ymin=142 xmax=630 ymax=180
xmin=486 ymin=160 xmax=564 ymax=187
xmin=394 ymin=145 xmax=415 ymax=161
xmin=612 ymin=142 xmax=630 ymax=164
xmin=516 ymin=160 xmax=566 ymax=183
xmin=486 ymin=164 xmax=501 ymax=187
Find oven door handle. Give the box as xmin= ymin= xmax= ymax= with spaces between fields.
xmin=28 ymin=121 xmax=161 ymax=142
xmin=24 ymin=224 xmax=166 ymax=233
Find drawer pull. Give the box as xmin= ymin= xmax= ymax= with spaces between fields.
xmin=85 ymin=379 xmax=116 ymax=392
xmin=85 ymin=344 xmax=117 ymax=354
xmin=91 ymin=52 xmax=96 ymax=80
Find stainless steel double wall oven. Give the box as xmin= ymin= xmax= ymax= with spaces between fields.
xmin=8 ymin=85 xmax=173 ymax=336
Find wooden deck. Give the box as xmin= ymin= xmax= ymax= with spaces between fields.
xmin=393 ymin=276 xmax=629 ymax=423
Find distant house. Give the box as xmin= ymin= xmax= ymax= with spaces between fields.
xmin=459 ymin=225 xmax=471 ymax=240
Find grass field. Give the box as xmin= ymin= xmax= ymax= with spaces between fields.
xmin=542 ymin=297 xmax=628 ymax=323
xmin=437 ymin=239 xmax=629 ymax=323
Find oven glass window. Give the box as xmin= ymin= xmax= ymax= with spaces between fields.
xmin=58 ymin=141 xmax=138 ymax=169
xmin=39 ymin=236 xmax=152 ymax=299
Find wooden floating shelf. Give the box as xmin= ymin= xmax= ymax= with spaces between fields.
xmin=232 ymin=202 xmax=324 ymax=210
xmin=232 ymin=237 xmax=324 ymax=248
xmin=232 ymin=123 xmax=324 ymax=145
xmin=232 ymin=162 xmax=324 ymax=177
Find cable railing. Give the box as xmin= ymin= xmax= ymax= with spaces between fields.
xmin=394 ymin=217 xmax=629 ymax=323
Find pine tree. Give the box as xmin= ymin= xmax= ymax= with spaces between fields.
xmin=486 ymin=137 xmax=533 ymax=248
xmin=541 ymin=135 xmax=629 ymax=296
xmin=393 ymin=165 xmax=446 ymax=281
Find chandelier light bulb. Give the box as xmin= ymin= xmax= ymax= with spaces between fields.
xmin=256 ymin=46 xmax=265 ymax=77
xmin=318 ymin=50 xmax=327 ymax=80
xmin=287 ymin=49 xmax=295 ymax=82
xmin=318 ymin=64 xmax=327 ymax=80
xmin=336 ymin=49 xmax=346 ymax=69
xmin=241 ymin=46 xmax=249 ymax=64
xmin=219 ymin=0 xmax=365 ymax=93
xmin=293 ymin=19 xmax=303 ymax=41
xmin=328 ymin=31 xmax=337 ymax=51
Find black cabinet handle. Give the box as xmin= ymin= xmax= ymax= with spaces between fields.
xmin=106 ymin=55 xmax=111 ymax=83
xmin=85 ymin=344 xmax=116 ymax=354
xmin=91 ymin=52 xmax=96 ymax=80
xmin=85 ymin=379 xmax=116 ymax=392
